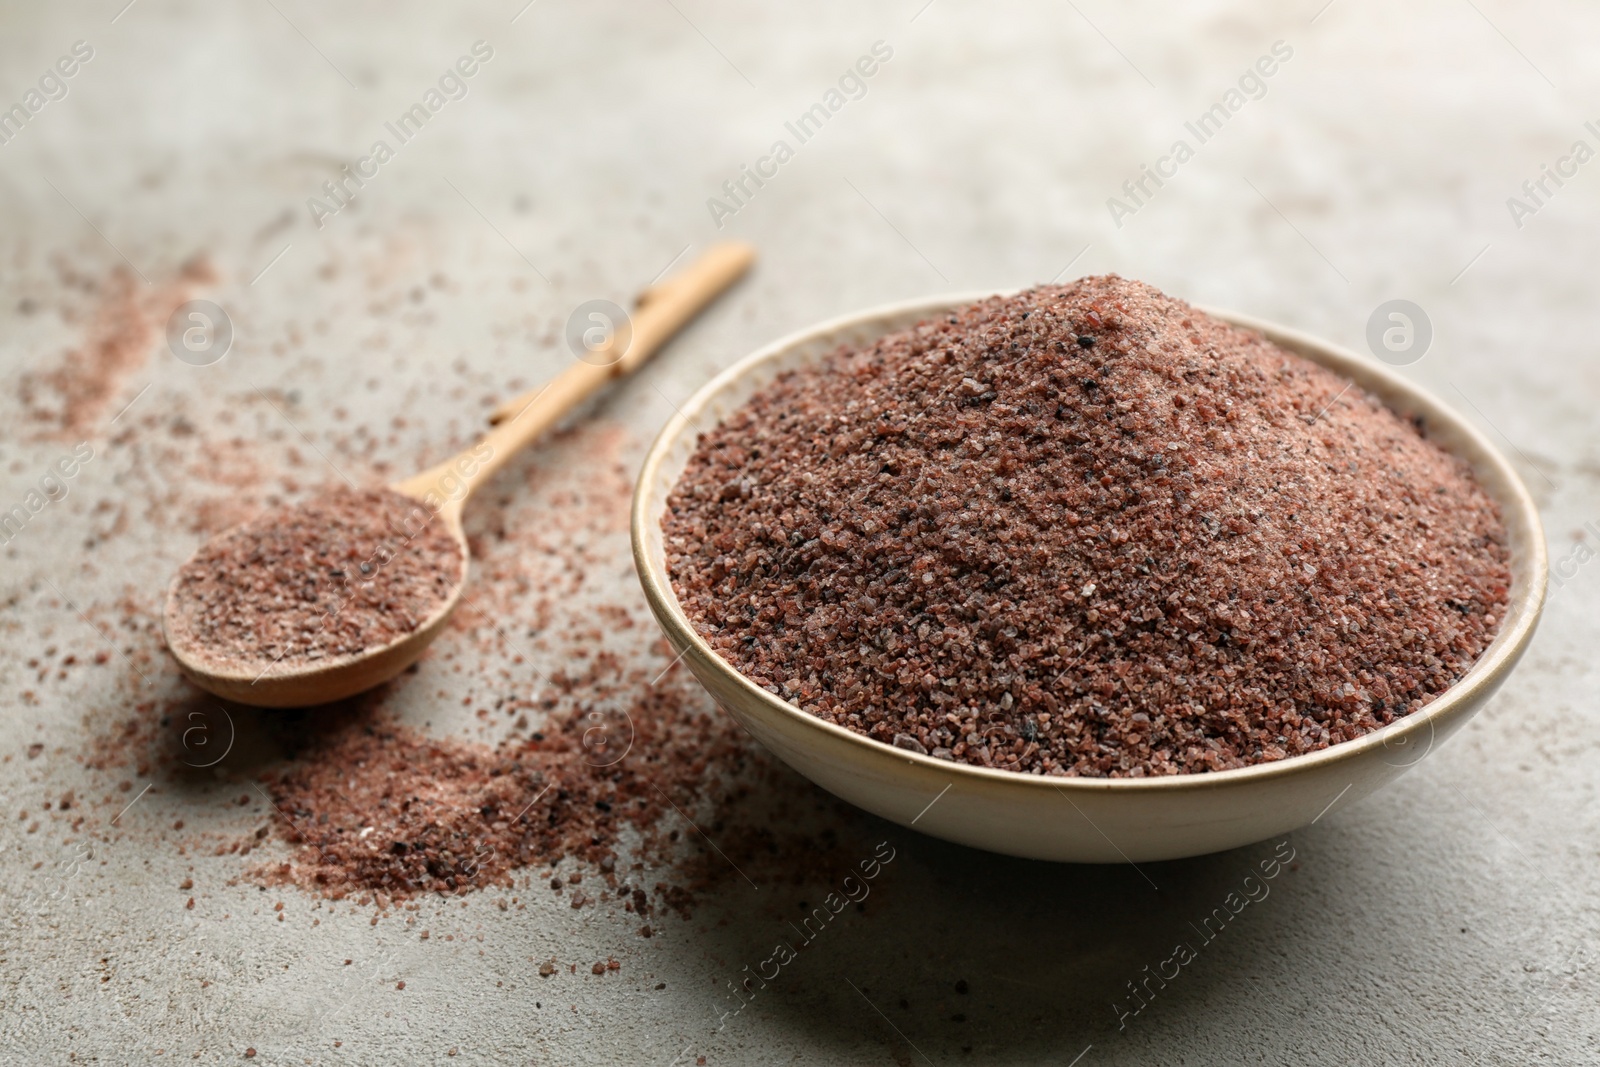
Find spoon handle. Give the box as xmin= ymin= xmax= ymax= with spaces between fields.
xmin=393 ymin=241 xmax=755 ymax=520
xmin=489 ymin=241 xmax=756 ymax=424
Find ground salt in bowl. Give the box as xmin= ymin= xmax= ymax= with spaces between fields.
xmin=633 ymin=277 xmax=1545 ymax=861
xmin=664 ymin=276 xmax=1511 ymax=777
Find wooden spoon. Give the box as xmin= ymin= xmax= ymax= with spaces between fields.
xmin=164 ymin=241 xmax=755 ymax=707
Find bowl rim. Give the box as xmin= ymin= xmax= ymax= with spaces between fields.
xmin=632 ymin=290 xmax=1547 ymax=794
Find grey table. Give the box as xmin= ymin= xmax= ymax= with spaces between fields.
xmin=2 ymin=1 xmax=1596 ymax=1063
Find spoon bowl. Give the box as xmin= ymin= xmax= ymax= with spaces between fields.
xmin=162 ymin=497 xmax=470 ymax=708
xmin=631 ymin=292 xmax=1548 ymax=862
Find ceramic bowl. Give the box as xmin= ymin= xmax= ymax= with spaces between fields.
xmin=632 ymin=293 xmax=1547 ymax=862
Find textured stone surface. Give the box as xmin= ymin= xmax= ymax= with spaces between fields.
xmin=1 ymin=1 xmax=1596 ymax=1064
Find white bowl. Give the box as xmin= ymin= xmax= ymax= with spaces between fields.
xmin=632 ymin=293 xmax=1547 ymax=862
